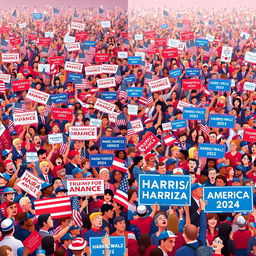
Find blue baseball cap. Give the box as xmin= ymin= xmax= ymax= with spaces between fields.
xmin=72 ymin=167 xmax=83 ymax=175
xmin=166 ymin=158 xmax=177 ymax=166
xmin=18 ymin=212 xmax=35 ymax=223
xmin=55 ymin=187 xmax=68 ymax=194
xmin=36 ymin=249 xmax=46 ymax=255
xmin=232 ymin=178 xmax=241 ymax=183
xmin=158 ymin=230 xmax=177 ymax=240
xmin=40 ymin=182 xmax=52 ymax=191
xmin=191 ymin=183 xmax=205 ymax=191
xmin=0 ymin=173 xmax=11 ymax=181
xmin=3 ymin=187 xmax=16 ymax=194
xmin=240 ymin=141 xmax=250 ymax=147
xmin=60 ymin=232 xmax=75 ymax=241
xmin=234 ymin=165 xmax=246 ymax=172
xmin=217 ymin=163 xmax=228 ymax=169
xmin=250 ymin=222 xmax=256 ymax=228
xmin=69 ymin=226 xmax=83 ymax=231
xmin=1 ymin=149 xmax=12 ymax=157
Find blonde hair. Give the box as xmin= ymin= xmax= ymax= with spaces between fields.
xmin=40 ymin=161 xmax=49 ymax=169
xmin=167 ymin=214 xmax=179 ymax=235
xmin=13 ymin=138 xmax=21 ymax=146
xmin=188 ymin=147 xmax=197 ymax=159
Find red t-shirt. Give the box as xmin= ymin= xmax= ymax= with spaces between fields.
xmin=225 ymin=152 xmax=242 ymax=167
xmin=233 ymin=229 xmax=252 ymax=250
xmin=130 ymin=216 xmax=153 ymax=234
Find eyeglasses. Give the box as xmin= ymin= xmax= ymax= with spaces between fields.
xmin=213 ymin=239 xmax=223 ymax=244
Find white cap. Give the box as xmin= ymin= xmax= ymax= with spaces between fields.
xmin=237 ymin=215 xmax=246 ymax=225
xmin=99 ymin=168 xmax=109 ymax=174
xmin=173 ymin=168 xmax=184 ymax=174
xmin=1 ymin=218 xmax=14 ymax=231
xmin=137 ymin=205 xmax=147 ymax=215
xmin=68 ymin=237 xmax=87 ymax=250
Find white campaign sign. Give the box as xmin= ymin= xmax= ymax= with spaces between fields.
xmin=135 ymin=34 xmax=143 ymax=40
xmin=97 ymin=77 xmax=116 ymax=89
xmin=65 ymin=61 xmax=83 ymax=73
xmin=245 ymin=52 xmax=256 ymax=63
xmin=65 ymin=42 xmax=81 ymax=52
xmin=0 ymin=74 xmax=11 ymax=83
xmin=148 ymin=77 xmax=171 ymax=92
xmin=118 ymin=52 xmax=128 ymax=59
xmin=71 ymin=21 xmax=85 ymax=31
xmin=2 ymin=53 xmax=20 ymax=63
xmin=85 ymin=65 xmax=102 ymax=76
xmin=48 ymin=133 xmax=63 ymax=144
xmin=101 ymin=21 xmax=111 ymax=28
xmin=63 ymin=35 xmax=76 ymax=43
xmin=221 ymin=46 xmax=233 ymax=63
xmin=244 ymin=82 xmax=256 ymax=91
xmin=101 ymin=64 xmax=118 ymax=74
xmin=69 ymin=126 xmax=97 ymax=140
xmin=94 ymin=99 xmax=116 ymax=113
xmin=26 ymin=88 xmax=50 ymax=104
xmin=128 ymin=104 xmax=138 ymax=115
xmin=130 ymin=119 xmax=144 ymax=133
xmin=167 ymin=39 xmax=180 ymax=48
xmin=13 ymin=111 xmax=38 ymax=125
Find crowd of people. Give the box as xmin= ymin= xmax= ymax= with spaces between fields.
xmin=0 ymin=4 xmax=255 ymax=256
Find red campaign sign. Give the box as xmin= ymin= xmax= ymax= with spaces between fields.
xmin=162 ymin=48 xmax=178 ymax=58
xmin=182 ymin=79 xmax=202 ymax=90
xmin=147 ymin=46 xmax=159 ymax=54
xmin=95 ymin=53 xmax=109 ymax=62
xmin=243 ymin=129 xmax=256 ymax=143
xmin=155 ymin=38 xmax=167 ymax=47
xmin=180 ymin=32 xmax=194 ymax=41
xmin=0 ymin=27 xmax=9 ymax=34
xmin=10 ymin=37 xmax=22 ymax=46
xmin=75 ymin=32 xmax=88 ymax=40
xmin=52 ymin=108 xmax=73 ymax=121
xmin=38 ymin=37 xmax=51 ymax=46
xmin=122 ymin=32 xmax=128 ymax=39
xmin=49 ymin=56 xmax=65 ymax=66
xmin=0 ymin=127 xmax=12 ymax=150
xmin=144 ymin=31 xmax=156 ymax=39
xmin=136 ymin=132 xmax=160 ymax=154
xmin=28 ymin=33 xmax=38 ymax=40
xmin=182 ymin=19 xmax=192 ymax=25
xmin=23 ymin=230 xmax=42 ymax=254
xmin=12 ymin=79 xmax=30 ymax=92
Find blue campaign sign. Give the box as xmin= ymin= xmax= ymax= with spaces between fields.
xmin=198 ymin=143 xmax=225 ymax=159
xmin=67 ymin=73 xmax=83 ymax=82
xmin=83 ymin=41 xmax=96 ymax=47
xmin=138 ymin=174 xmax=191 ymax=206
xmin=32 ymin=13 xmax=43 ymax=19
xmin=183 ymin=107 xmax=206 ymax=120
xmin=209 ymin=114 xmax=235 ymax=128
xmin=203 ymin=186 xmax=253 ymax=213
xmin=209 ymin=79 xmax=231 ymax=92
xmin=100 ymin=137 xmax=126 ymax=150
xmin=50 ymin=93 xmax=68 ymax=104
xmin=160 ymin=24 xmax=169 ymax=29
xmin=185 ymin=68 xmax=200 ymax=77
xmin=169 ymin=68 xmax=182 ymax=78
xmin=195 ymin=39 xmax=209 ymax=47
xmin=128 ymin=56 xmax=142 ymax=65
xmin=171 ymin=119 xmax=187 ymax=130
xmin=90 ymin=236 xmax=126 ymax=256
xmin=89 ymin=154 xmax=114 ymax=167
xmin=127 ymin=87 xmax=143 ymax=97
xmin=101 ymin=92 xmax=117 ymax=101
xmin=124 ymin=75 xmax=136 ymax=84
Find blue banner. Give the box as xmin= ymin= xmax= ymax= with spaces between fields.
xmin=171 ymin=119 xmax=187 ymax=130
xmin=100 ymin=137 xmax=126 ymax=150
xmin=89 ymin=154 xmax=114 ymax=167
xmin=50 ymin=93 xmax=68 ymax=104
xmin=160 ymin=24 xmax=169 ymax=29
xmin=32 ymin=13 xmax=43 ymax=19
xmin=124 ymin=75 xmax=136 ymax=84
xmin=195 ymin=39 xmax=209 ymax=47
xmin=127 ymin=87 xmax=143 ymax=97
xmin=209 ymin=79 xmax=231 ymax=92
xmin=67 ymin=73 xmax=83 ymax=82
xmin=183 ymin=107 xmax=206 ymax=120
xmin=83 ymin=41 xmax=96 ymax=47
xmin=138 ymin=174 xmax=191 ymax=206
xmin=203 ymin=186 xmax=253 ymax=213
xmin=101 ymin=92 xmax=117 ymax=101
xmin=128 ymin=56 xmax=142 ymax=65
xmin=90 ymin=236 xmax=126 ymax=256
xmin=209 ymin=114 xmax=235 ymax=128
xmin=185 ymin=68 xmax=200 ymax=77
xmin=198 ymin=143 xmax=225 ymax=159
xmin=169 ymin=68 xmax=182 ymax=78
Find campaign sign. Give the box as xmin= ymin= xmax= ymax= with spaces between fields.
xmin=160 ymin=24 xmax=168 ymax=29
xmin=134 ymin=34 xmax=143 ymax=40
xmin=243 ymin=129 xmax=256 ymax=143
xmin=244 ymin=82 xmax=256 ymax=91
xmin=2 ymin=53 xmax=20 ymax=63
xmin=136 ymin=132 xmax=160 ymax=154
xmin=23 ymin=230 xmax=42 ymax=254
xmin=118 ymin=51 xmax=128 ymax=59
xmin=48 ymin=133 xmax=63 ymax=144
xmin=167 ymin=39 xmax=180 ymax=48
xmin=169 ymin=68 xmax=182 ymax=78
xmin=89 ymin=154 xmax=114 ymax=167
xmin=17 ymin=171 xmax=44 ymax=198
xmin=52 ymin=108 xmax=73 ymax=121
xmin=205 ymin=34 xmax=215 ymax=42
xmin=64 ymin=35 xmax=76 ymax=43
xmin=148 ymin=77 xmax=171 ymax=92
xmin=171 ymin=119 xmax=187 ymax=130
xmin=127 ymin=87 xmax=143 ymax=97
xmin=26 ymin=88 xmax=50 ymax=105
xmin=195 ymin=39 xmax=208 ymax=47
xmin=67 ymin=179 xmax=104 ymax=196
xmin=13 ymin=112 xmax=38 ymax=126
xmin=128 ymin=56 xmax=142 ymax=65
xmin=67 ymin=73 xmax=83 ymax=82
xmin=245 ymin=52 xmax=256 ymax=63
xmin=185 ymin=69 xmax=200 ymax=77
xmin=209 ymin=114 xmax=235 ymax=128
xmin=183 ymin=107 xmax=206 ymax=120
xmin=85 ymin=65 xmax=102 ymax=76
xmin=32 ymin=13 xmax=43 ymax=19
xmin=49 ymin=56 xmax=64 ymax=66
xmin=97 ymin=77 xmax=116 ymax=89
xmin=83 ymin=41 xmax=96 ymax=47
xmin=124 ymin=75 xmax=136 ymax=84
xmin=100 ymin=137 xmax=126 ymax=150
xmin=12 ymin=79 xmax=30 ymax=92
xmin=71 ymin=21 xmax=85 ymax=31
xmin=26 ymin=152 xmax=38 ymax=163
xmin=144 ymin=30 xmax=156 ymax=39
xmin=0 ymin=74 xmax=11 ymax=83
xmin=130 ymin=119 xmax=144 ymax=133
xmin=95 ymin=53 xmax=109 ymax=62
xmin=138 ymin=174 xmax=191 ymax=206
xmin=162 ymin=48 xmax=178 ymax=58
xmin=70 ymin=126 xmax=97 ymax=140
xmin=101 ymin=64 xmax=118 ymax=74
xmin=38 ymin=64 xmax=50 ymax=73
xmin=198 ymin=143 xmax=225 ymax=159
xmin=101 ymin=92 xmax=117 ymax=101
xmin=155 ymin=38 xmax=167 ymax=47
xmin=75 ymin=32 xmax=88 ymax=40
xmin=203 ymin=186 xmax=253 ymax=213
xmin=90 ymin=236 xmax=126 ymax=256
xmin=10 ymin=37 xmax=22 ymax=46
xmin=38 ymin=38 xmax=51 ymax=46
xmin=128 ymin=104 xmax=138 ymax=115
xmin=65 ymin=42 xmax=80 ymax=52
xmin=51 ymin=93 xmax=68 ymax=104
xmin=64 ymin=61 xmax=83 ymax=73
xmin=208 ymin=79 xmax=231 ymax=92
xmin=101 ymin=21 xmax=111 ymax=28
xmin=182 ymin=79 xmax=201 ymax=90
xmin=89 ymin=118 xmax=102 ymax=127
xmin=180 ymin=32 xmax=194 ymax=41
xmin=221 ymin=46 xmax=233 ymax=63
xmin=94 ymin=99 xmax=116 ymax=114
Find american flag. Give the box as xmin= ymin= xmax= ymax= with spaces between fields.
xmin=118 ymin=83 xmax=128 ymax=100
xmin=115 ymin=67 xmax=123 ymax=85
xmin=111 ymin=157 xmax=128 ymax=173
xmin=45 ymin=103 xmax=56 ymax=114
xmin=147 ymin=92 xmax=154 ymax=105
xmin=13 ymin=102 xmax=27 ymax=113
xmin=115 ymin=112 xmax=127 ymax=127
xmin=239 ymin=39 xmax=246 ymax=50
xmin=71 ymin=196 xmax=83 ymax=227
xmin=59 ymin=143 xmax=68 ymax=155
xmin=200 ymin=123 xmax=209 ymax=137
xmin=7 ymin=119 xmax=14 ymax=132
xmin=34 ymin=196 xmax=72 ymax=219
xmin=138 ymin=96 xmax=148 ymax=105
xmin=162 ymin=134 xmax=179 ymax=146
xmin=127 ymin=122 xmax=135 ymax=136
xmin=113 ymin=173 xmax=128 ymax=209
xmin=0 ymin=81 xmax=5 ymax=93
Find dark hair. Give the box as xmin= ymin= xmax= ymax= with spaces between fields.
xmin=101 ymin=204 xmax=114 ymax=215
xmin=42 ymin=236 xmax=55 ymax=255
xmin=113 ymin=216 xmax=125 ymax=225
xmin=38 ymin=214 xmax=51 ymax=228
xmin=37 ymin=124 xmax=49 ymax=135
xmin=104 ymin=189 xmax=114 ymax=198
xmin=150 ymin=248 xmax=164 ymax=256
xmin=128 ymin=177 xmax=136 ymax=187
xmin=216 ymin=175 xmax=227 ymax=185
xmin=37 ymin=149 xmax=46 ymax=156
xmin=128 ymin=189 xmax=137 ymax=201
xmin=138 ymin=234 xmax=151 ymax=256
xmin=156 ymin=162 xmax=165 ymax=170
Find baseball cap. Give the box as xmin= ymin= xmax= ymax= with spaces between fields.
xmin=55 ymin=187 xmax=68 ymax=194
xmin=217 ymin=163 xmax=228 ymax=169
xmin=173 ymin=168 xmax=184 ymax=174
xmin=240 ymin=141 xmax=250 ymax=147
xmin=3 ymin=187 xmax=16 ymax=194
xmin=144 ymin=118 xmax=153 ymax=124
xmin=136 ymin=205 xmax=147 ymax=215
xmin=166 ymin=158 xmax=176 ymax=166
xmin=232 ymin=178 xmax=241 ymax=183
xmin=72 ymin=167 xmax=83 ymax=175
xmin=250 ymin=222 xmax=256 ymax=228
xmin=68 ymin=237 xmax=87 ymax=250
xmin=191 ymin=183 xmax=205 ymax=191
xmin=236 ymin=215 xmax=246 ymax=225
xmin=1 ymin=218 xmax=14 ymax=231
xmin=158 ymin=230 xmax=177 ymax=240
xmin=99 ymin=168 xmax=109 ymax=174
xmin=40 ymin=182 xmax=52 ymax=191
xmin=0 ymin=173 xmax=10 ymax=181
xmin=145 ymin=154 xmax=155 ymax=161
xmin=69 ymin=150 xmax=80 ymax=158
xmin=1 ymin=149 xmax=12 ymax=157
xmin=60 ymin=232 xmax=76 ymax=241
